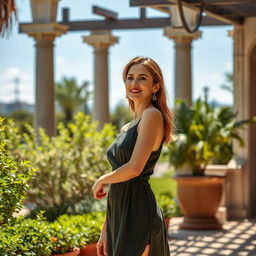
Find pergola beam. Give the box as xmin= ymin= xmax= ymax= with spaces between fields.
xmin=92 ymin=6 xmax=118 ymax=20
xmin=59 ymin=18 xmax=171 ymax=30
xmin=19 ymin=15 xmax=227 ymax=33
xmin=130 ymin=0 xmax=174 ymax=7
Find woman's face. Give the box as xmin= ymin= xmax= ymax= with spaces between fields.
xmin=125 ymin=63 xmax=158 ymax=102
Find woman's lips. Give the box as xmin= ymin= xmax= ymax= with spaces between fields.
xmin=130 ymin=89 xmax=142 ymax=93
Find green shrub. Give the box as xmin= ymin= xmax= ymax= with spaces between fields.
xmin=0 ymin=211 xmax=105 ymax=255
xmin=2 ymin=113 xmax=116 ymax=221
xmin=156 ymin=192 xmax=183 ymax=218
xmin=49 ymin=211 xmax=105 ymax=253
xmin=49 ymin=220 xmax=83 ymax=254
xmin=83 ymin=211 xmax=105 ymax=244
xmin=0 ymin=118 xmax=36 ymax=226
xmin=0 ymin=213 xmax=52 ymax=256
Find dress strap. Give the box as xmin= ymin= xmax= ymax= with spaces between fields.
xmin=136 ymin=116 xmax=142 ymax=126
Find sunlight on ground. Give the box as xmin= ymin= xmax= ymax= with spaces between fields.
xmin=168 ymin=217 xmax=256 ymax=256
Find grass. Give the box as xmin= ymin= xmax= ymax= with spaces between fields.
xmin=149 ymin=166 xmax=177 ymax=198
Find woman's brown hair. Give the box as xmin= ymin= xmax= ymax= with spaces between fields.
xmin=122 ymin=56 xmax=174 ymax=144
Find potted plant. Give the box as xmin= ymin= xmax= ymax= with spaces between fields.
xmin=156 ymin=192 xmax=179 ymax=229
xmin=49 ymin=217 xmax=82 ymax=256
xmin=51 ymin=212 xmax=104 ymax=256
xmin=78 ymin=212 xmax=105 ymax=256
xmin=167 ymin=98 xmax=256 ymax=230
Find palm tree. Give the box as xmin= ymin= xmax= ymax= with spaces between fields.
xmin=0 ymin=0 xmax=17 ymax=37
xmin=55 ymin=77 xmax=92 ymax=124
xmin=220 ymin=72 xmax=233 ymax=94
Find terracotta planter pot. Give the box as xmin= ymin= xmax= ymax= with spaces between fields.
xmin=78 ymin=243 xmax=97 ymax=256
xmin=175 ymin=175 xmax=225 ymax=230
xmin=164 ymin=217 xmax=171 ymax=230
xmin=52 ymin=249 xmax=80 ymax=256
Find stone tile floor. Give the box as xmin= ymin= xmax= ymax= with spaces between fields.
xmin=167 ymin=217 xmax=256 ymax=256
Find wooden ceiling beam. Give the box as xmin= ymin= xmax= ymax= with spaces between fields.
xmin=166 ymin=0 xmax=242 ymax=24
xmin=187 ymin=0 xmax=256 ymax=5
xmin=150 ymin=6 xmax=171 ymax=14
xmin=130 ymin=0 xmax=241 ymax=24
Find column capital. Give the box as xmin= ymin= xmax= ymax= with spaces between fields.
xmin=83 ymin=30 xmax=119 ymax=50
xmin=163 ymin=26 xmax=202 ymax=43
xmin=20 ymin=23 xmax=69 ymax=41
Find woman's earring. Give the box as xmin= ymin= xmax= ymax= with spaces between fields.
xmin=152 ymin=92 xmax=157 ymax=101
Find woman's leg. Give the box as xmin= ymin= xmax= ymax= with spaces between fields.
xmin=141 ymin=245 xmax=150 ymax=256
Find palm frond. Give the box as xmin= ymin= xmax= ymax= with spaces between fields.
xmin=0 ymin=0 xmax=17 ymax=37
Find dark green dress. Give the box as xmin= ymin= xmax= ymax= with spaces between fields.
xmin=106 ymin=118 xmax=170 ymax=256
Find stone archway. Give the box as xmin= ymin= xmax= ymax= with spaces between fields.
xmin=248 ymin=43 xmax=256 ymax=216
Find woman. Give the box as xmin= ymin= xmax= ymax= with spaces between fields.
xmin=92 ymin=56 xmax=174 ymax=256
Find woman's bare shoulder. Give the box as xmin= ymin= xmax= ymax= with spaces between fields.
xmin=141 ymin=107 xmax=163 ymax=122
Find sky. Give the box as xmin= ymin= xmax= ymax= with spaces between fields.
xmin=0 ymin=0 xmax=233 ymax=111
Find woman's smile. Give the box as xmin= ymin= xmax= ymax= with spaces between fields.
xmin=130 ymin=88 xmax=142 ymax=94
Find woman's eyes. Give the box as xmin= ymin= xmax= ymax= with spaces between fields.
xmin=126 ymin=77 xmax=146 ymax=80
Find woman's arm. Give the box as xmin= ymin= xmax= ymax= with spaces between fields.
xmin=92 ymin=108 xmax=163 ymax=199
xmin=100 ymin=108 xmax=163 ymax=184
xmin=102 ymin=216 xmax=107 ymax=232
xmin=97 ymin=216 xmax=108 ymax=256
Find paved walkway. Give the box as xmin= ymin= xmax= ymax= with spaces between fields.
xmin=167 ymin=217 xmax=256 ymax=256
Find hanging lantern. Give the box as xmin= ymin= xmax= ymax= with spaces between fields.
xmin=170 ymin=0 xmax=206 ymax=33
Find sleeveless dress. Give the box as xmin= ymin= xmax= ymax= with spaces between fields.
xmin=106 ymin=118 xmax=170 ymax=256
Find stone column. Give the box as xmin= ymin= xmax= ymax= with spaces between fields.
xmin=164 ymin=27 xmax=201 ymax=106
xmin=83 ymin=31 xmax=118 ymax=128
xmin=228 ymin=27 xmax=246 ymax=157
xmin=20 ymin=24 xmax=68 ymax=137
xmin=227 ymin=26 xmax=248 ymax=218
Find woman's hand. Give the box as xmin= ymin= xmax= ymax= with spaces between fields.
xmin=97 ymin=229 xmax=108 ymax=256
xmin=92 ymin=178 xmax=107 ymax=200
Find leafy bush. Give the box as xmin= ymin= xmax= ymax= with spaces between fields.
xmin=4 ymin=109 xmax=33 ymax=134
xmin=0 ymin=117 xmax=36 ymax=226
xmin=49 ymin=211 xmax=104 ymax=253
xmin=83 ymin=211 xmax=105 ymax=244
xmin=49 ymin=220 xmax=83 ymax=254
xmin=0 ymin=213 xmax=52 ymax=256
xmin=2 ymin=113 xmax=116 ymax=220
xmin=0 ymin=211 xmax=105 ymax=255
xmin=156 ymin=192 xmax=183 ymax=218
